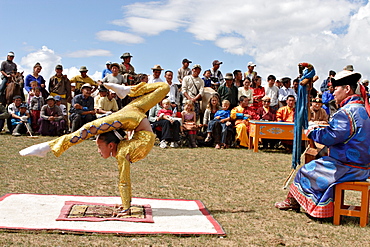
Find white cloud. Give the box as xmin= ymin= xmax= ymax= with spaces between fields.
xmin=19 ymin=48 xmax=103 ymax=89
xmin=63 ymin=67 xmax=79 ymax=81
xmin=66 ymin=49 xmax=112 ymax=58
xmin=215 ymin=37 xmax=247 ymax=55
xmin=119 ymin=1 xmax=190 ymax=35
xmin=19 ymin=46 xmax=62 ymax=82
xmin=107 ymin=0 xmax=370 ymax=80
xmin=96 ymin=30 xmax=144 ymax=44
xmin=63 ymin=67 xmax=102 ymax=82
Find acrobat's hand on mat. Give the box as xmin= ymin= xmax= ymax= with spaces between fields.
xmin=102 ymin=83 xmax=131 ymax=99
xmin=19 ymin=142 xmax=51 ymax=157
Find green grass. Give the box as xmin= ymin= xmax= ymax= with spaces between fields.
xmin=0 ymin=134 xmax=370 ymax=246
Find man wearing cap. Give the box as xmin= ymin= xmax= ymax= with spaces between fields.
xmin=217 ymin=73 xmax=238 ymax=108
xmin=275 ymin=70 xmax=370 ymax=219
xmin=39 ymin=96 xmax=65 ymax=136
xmin=244 ymin=62 xmax=257 ymax=81
xmin=309 ymin=97 xmax=328 ymax=124
xmin=102 ymin=61 xmax=112 ymax=79
xmin=182 ymin=64 xmax=204 ymax=117
xmin=177 ymin=58 xmax=192 ymax=84
xmin=70 ymin=66 xmax=98 ymax=95
xmin=94 ymin=85 xmax=109 ymax=111
xmin=69 ymin=83 xmax=96 ymax=132
xmin=119 ymin=52 xmax=135 ymax=75
xmin=148 ymin=65 xmax=164 ymax=84
xmin=209 ymin=60 xmax=224 ymax=88
xmin=11 ymin=103 xmax=32 ymax=136
xmin=49 ymin=65 xmax=71 ymax=106
xmin=7 ymin=95 xmax=27 ymax=133
xmin=0 ymin=52 xmax=17 ymax=102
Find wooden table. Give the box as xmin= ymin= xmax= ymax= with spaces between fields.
xmin=248 ymin=120 xmax=309 ymax=152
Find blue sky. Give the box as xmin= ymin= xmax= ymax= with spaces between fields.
xmin=1 ymin=0 xmax=370 ymax=89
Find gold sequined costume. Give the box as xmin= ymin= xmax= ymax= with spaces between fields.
xmin=47 ymin=82 xmax=169 ymax=210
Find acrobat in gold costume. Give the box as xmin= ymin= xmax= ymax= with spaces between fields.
xmin=47 ymin=82 xmax=169 ymax=210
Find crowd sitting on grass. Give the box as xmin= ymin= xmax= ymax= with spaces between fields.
xmin=2 ymin=50 xmax=369 ymax=150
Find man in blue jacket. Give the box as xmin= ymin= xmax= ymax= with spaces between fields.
xmin=69 ymin=83 xmax=96 ymax=132
xmin=275 ymin=69 xmax=370 ymax=219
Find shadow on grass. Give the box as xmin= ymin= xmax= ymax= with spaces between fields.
xmin=306 ymin=214 xmax=362 ymax=226
xmin=209 ymin=209 xmax=255 ymax=214
xmin=305 ymin=213 xmax=335 ymax=224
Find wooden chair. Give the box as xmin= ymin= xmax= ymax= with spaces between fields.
xmin=333 ymin=180 xmax=370 ymax=227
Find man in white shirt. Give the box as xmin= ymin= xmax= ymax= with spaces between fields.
xmin=182 ymin=64 xmax=204 ymax=117
xmin=265 ymin=75 xmax=279 ymax=111
xmin=164 ymin=70 xmax=181 ymax=112
xmin=148 ymin=65 xmax=164 ymax=83
xmin=278 ymin=77 xmax=296 ymax=106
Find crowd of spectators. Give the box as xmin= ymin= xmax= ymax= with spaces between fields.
xmin=1 ymin=51 xmax=368 ymax=150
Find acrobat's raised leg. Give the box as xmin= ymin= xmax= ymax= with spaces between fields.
xmin=20 ymin=82 xmax=169 ymax=157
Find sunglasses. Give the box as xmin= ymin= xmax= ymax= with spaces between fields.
xmin=263 ymin=100 xmax=271 ymax=103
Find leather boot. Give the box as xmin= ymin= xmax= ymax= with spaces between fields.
xmin=275 ymin=196 xmax=300 ymax=212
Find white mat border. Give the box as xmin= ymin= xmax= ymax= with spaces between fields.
xmin=0 ymin=193 xmax=226 ymax=236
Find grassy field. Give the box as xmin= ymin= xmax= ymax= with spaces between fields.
xmin=1 ymin=134 xmax=370 ymax=246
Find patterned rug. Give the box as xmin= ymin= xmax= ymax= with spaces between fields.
xmin=56 ymin=201 xmax=153 ymax=223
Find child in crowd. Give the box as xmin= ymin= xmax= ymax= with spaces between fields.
xmin=156 ymin=98 xmax=181 ymax=148
xmin=205 ymin=100 xmax=232 ymax=149
xmin=202 ymin=70 xmax=212 ymax=88
xmin=157 ymin=98 xmax=175 ymax=118
xmin=181 ymin=100 xmax=198 ymax=148
xmin=55 ymin=95 xmax=68 ymax=133
xmin=11 ymin=103 xmax=32 ymax=136
xmin=29 ymin=87 xmax=45 ymax=132
xmin=27 ymin=81 xmax=39 ymax=105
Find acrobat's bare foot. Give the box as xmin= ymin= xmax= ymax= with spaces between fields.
xmin=116 ymin=209 xmax=131 ymax=217
xmin=103 ymin=83 xmax=131 ymax=99
xmin=19 ymin=142 xmax=51 ymax=157
xmin=112 ymin=205 xmax=131 ymax=217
